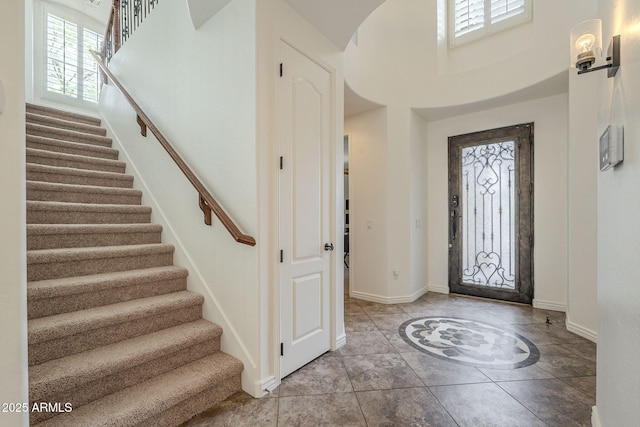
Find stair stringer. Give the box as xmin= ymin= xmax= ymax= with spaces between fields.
xmin=98 ymin=85 xmax=264 ymax=398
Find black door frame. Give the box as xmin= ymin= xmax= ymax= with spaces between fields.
xmin=448 ymin=123 xmax=534 ymax=304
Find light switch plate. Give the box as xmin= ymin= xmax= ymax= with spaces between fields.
xmin=600 ymin=125 xmax=624 ymax=171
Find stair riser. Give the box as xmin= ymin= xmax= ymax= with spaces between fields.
xmin=27 ymin=170 xmax=133 ymax=189
xmin=27 ymin=104 xmax=101 ymax=127
xmin=29 ymin=305 xmax=203 ymax=366
xmin=27 ymin=153 xmax=126 ymax=174
xmin=28 ymin=230 xmax=162 ymax=251
xmin=27 ymin=125 xmax=112 ymax=148
xmin=27 ymin=115 xmax=107 ymax=137
xmin=30 ymin=340 xmax=219 ymax=424
xmin=27 ymin=187 xmax=142 ymax=206
xmin=27 ymin=139 xmax=118 ymax=160
xmin=28 ymin=276 xmax=186 ymax=319
xmin=139 ymin=376 xmax=242 ymax=427
xmin=28 ymin=252 xmax=173 ymax=282
xmin=27 ymin=209 xmax=151 ymax=225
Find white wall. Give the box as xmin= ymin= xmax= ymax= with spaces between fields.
xmin=0 ymin=2 xmax=29 ymax=426
xmin=345 ymin=108 xmax=389 ymax=299
xmin=593 ymin=0 xmax=640 ymax=423
xmin=410 ymin=111 xmax=427 ymax=298
xmin=100 ymin=0 xmax=261 ymax=396
xmin=344 ymin=106 xmax=428 ymax=304
xmin=385 ymin=106 xmax=414 ymax=301
xmin=426 ymin=94 xmax=570 ymax=310
xmin=567 ymin=70 xmax=599 ymax=341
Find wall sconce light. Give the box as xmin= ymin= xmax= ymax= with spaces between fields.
xmin=570 ymin=19 xmax=620 ymax=78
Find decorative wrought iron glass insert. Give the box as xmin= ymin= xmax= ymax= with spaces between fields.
xmin=461 ymin=141 xmax=516 ymax=289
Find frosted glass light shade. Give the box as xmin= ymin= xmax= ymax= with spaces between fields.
xmin=570 ymin=19 xmax=603 ymax=71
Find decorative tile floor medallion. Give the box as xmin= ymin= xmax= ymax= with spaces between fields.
xmin=399 ymin=317 xmax=539 ymax=369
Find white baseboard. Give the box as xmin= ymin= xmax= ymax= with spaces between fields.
xmin=408 ymin=286 xmax=428 ymax=301
xmin=566 ymin=318 xmax=598 ymax=343
xmin=427 ymin=284 xmax=450 ymax=295
xmin=591 ymin=406 xmax=602 ymax=427
xmin=350 ymin=286 xmax=427 ymax=304
xmin=532 ymin=299 xmax=566 ymax=312
xmin=335 ymin=333 xmax=347 ymax=350
xmin=258 ymin=376 xmax=279 ymax=397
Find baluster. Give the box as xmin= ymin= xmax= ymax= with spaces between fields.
xmin=111 ymin=0 xmax=158 ymax=49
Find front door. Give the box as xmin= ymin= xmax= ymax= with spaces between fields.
xmin=448 ymin=124 xmax=534 ymax=304
xmin=278 ymin=41 xmax=332 ymax=377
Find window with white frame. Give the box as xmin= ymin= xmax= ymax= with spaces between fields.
xmin=449 ymin=0 xmax=532 ymax=47
xmin=44 ymin=7 xmax=104 ymax=105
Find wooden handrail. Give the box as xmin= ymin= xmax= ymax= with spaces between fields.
xmin=101 ymin=0 xmax=120 ymax=64
xmin=91 ymin=50 xmax=256 ymax=246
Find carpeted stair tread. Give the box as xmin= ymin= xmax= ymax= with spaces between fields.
xmin=33 ymin=353 xmax=243 ymax=427
xmin=30 ymin=320 xmax=223 ymax=421
xmin=27 ymin=223 xmax=163 ymax=250
xmin=27 ymin=123 xmax=113 ymax=147
xmin=27 ymin=201 xmax=152 ymax=224
xmin=28 ymin=243 xmax=174 ymax=265
xmin=27 ymin=243 xmax=175 ymax=281
xmin=27 ymin=180 xmax=143 ymax=205
xmin=29 ymin=319 xmax=222 ymax=395
xmin=26 ymin=163 xmax=134 ymax=188
xmin=27 ymin=103 xmax=102 ymax=126
xmin=28 ymin=291 xmax=205 ymax=365
xmin=26 ymin=148 xmax=126 ymax=173
xmin=27 ymin=266 xmax=187 ymax=319
xmin=28 ymin=289 xmax=201 ymax=343
xmin=27 ymin=112 xmax=107 ymax=136
xmin=28 ymin=265 xmax=185 ymax=299
xmin=27 ymin=134 xmax=119 ymax=160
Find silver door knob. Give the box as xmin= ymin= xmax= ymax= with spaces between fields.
xmin=324 ymin=243 xmax=334 ymax=251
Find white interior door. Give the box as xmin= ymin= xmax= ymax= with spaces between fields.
xmin=278 ymin=41 xmax=332 ymax=378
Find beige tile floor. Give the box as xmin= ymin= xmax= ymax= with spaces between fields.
xmin=183 ymin=278 xmax=596 ymax=427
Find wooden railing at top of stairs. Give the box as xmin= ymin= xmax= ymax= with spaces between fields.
xmin=91 ymin=50 xmax=256 ymax=246
xmin=101 ymin=0 xmax=119 ymax=63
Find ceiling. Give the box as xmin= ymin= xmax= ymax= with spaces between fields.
xmin=68 ymin=0 xmax=386 ymax=50
xmin=283 ymin=0 xmax=386 ymax=50
xmin=414 ymin=71 xmax=569 ymax=121
xmin=344 ymin=83 xmax=385 ymax=117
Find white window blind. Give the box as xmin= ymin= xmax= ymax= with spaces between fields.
xmin=46 ymin=13 xmax=104 ymax=103
xmin=490 ymin=0 xmax=526 ymax=24
xmin=453 ymin=0 xmax=485 ymax=37
xmin=450 ymin=0 xmax=531 ymax=46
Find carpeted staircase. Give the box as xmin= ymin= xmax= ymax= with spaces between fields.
xmin=26 ymin=103 xmax=243 ymax=426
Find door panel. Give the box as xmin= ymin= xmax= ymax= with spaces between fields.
xmin=448 ymin=124 xmax=534 ymax=304
xmin=279 ymin=41 xmax=332 ymax=377
xmin=292 ymin=273 xmax=324 ymax=341
xmin=292 ymin=79 xmax=322 ymax=260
